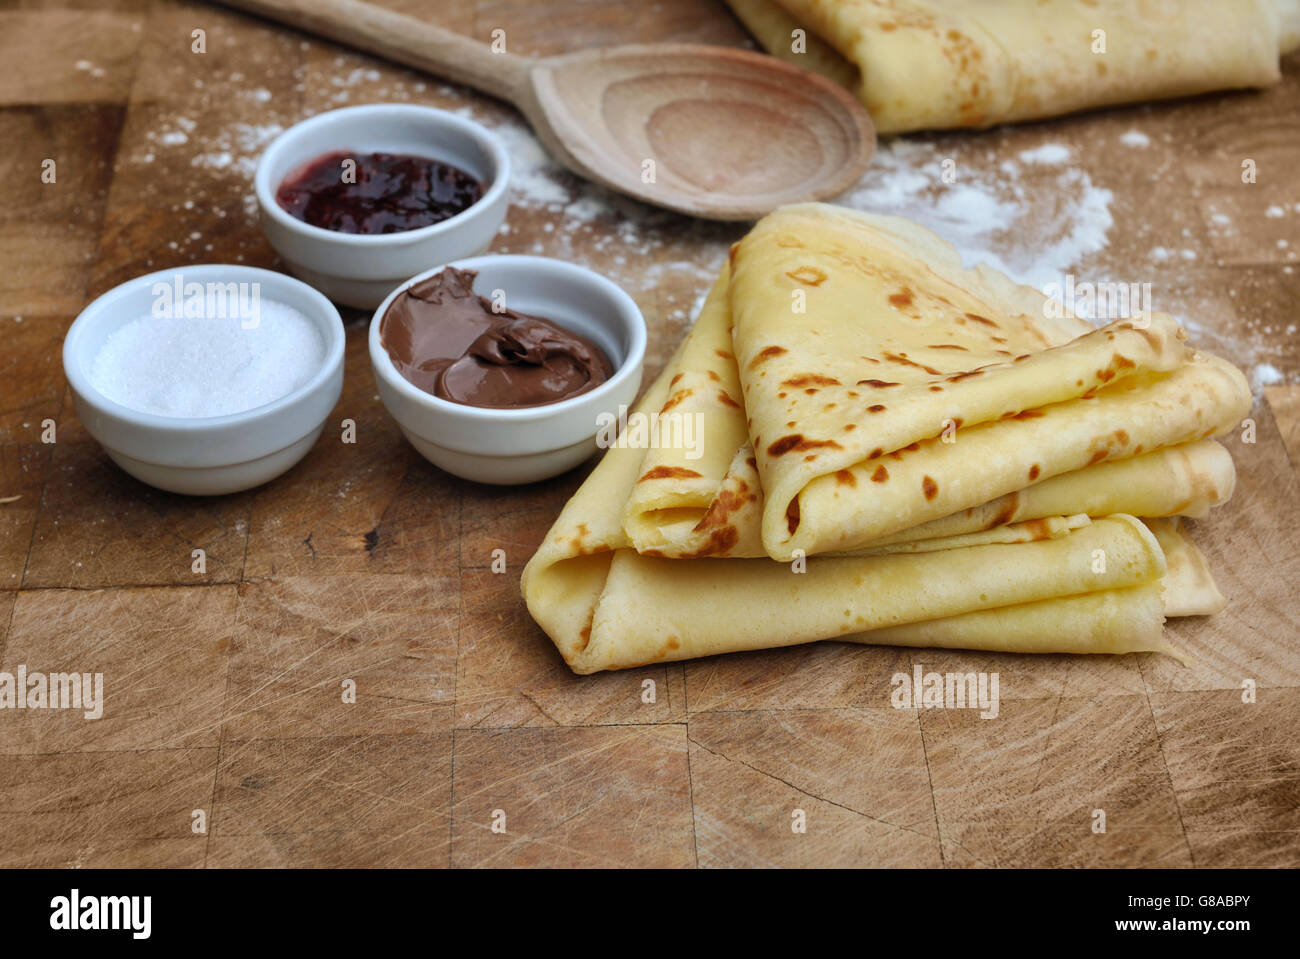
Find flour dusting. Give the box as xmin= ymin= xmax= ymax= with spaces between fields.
xmin=835 ymin=139 xmax=1114 ymax=293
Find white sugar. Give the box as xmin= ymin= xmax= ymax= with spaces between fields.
xmin=1119 ymin=130 xmax=1151 ymax=148
xmin=89 ymin=297 xmax=324 ymax=418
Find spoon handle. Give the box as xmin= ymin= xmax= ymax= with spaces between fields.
xmin=212 ymin=0 xmax=533 ymax=103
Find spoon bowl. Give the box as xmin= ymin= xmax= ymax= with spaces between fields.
xmin=215 ymin=0 xmax=875 ymax=220
xmin=526 ymin=44 xmax=873 ymax=220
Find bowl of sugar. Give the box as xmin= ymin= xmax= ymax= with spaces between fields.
xmin=63 ymin=265 xmax=345 ymax=495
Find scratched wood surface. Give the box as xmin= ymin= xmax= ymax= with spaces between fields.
xmin=0 ymin=0 xmax=1297 ymax=869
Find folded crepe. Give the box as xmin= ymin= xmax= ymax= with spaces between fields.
xmin=726 ymin=0 xmax=1300 ymax=133
xmin=521 ymin=205 xmax=1247 ymax=673
xmin=727 ymin=206 xmax=1251 ymax=559
xmin=524 ymin=356 xmax=1183 ymax=673
xmin=623 ymin=259 xmax=1238 ymax=561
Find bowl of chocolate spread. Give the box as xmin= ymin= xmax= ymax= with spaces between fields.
xmin=255 ymin=104 xmax=511 ymax=310
xmin=369 ymin=256 xmax=646 ymax=485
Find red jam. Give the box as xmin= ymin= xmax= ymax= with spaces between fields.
xmin=275 ymin=150 xmax=484 ymax=234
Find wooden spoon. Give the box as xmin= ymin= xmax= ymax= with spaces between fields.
xmin=214 ymin=0 xmax=875 ymax=221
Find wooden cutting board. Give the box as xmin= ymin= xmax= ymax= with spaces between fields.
xmin=0 ymin=0 xmax=1296 ymax=868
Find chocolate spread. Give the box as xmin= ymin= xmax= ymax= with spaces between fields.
xmin=379 ymin=267 xmax=614 ymax=409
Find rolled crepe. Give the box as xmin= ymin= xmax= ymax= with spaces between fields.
xmin=522 ymin=359 xmax=1179 ymax=673
xmin=728 ymin=205 xmax=1251 ymax=560
xmin=623 ymin=258 xmax=1238 ymax=560
xmin=726 ymin=0 xmax=1300 ymax=133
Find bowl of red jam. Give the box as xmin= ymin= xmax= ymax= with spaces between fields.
xmin=255 ymin=104 xmax=510 ymax=309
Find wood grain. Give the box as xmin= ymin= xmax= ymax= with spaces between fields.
xmin=0 ymin=0 xmax=1296 ymax=868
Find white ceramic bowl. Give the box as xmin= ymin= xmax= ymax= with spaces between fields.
xmin=63 ymin=265 xmax=345 ymax=496
xmin=369 ymin=255 xmax=646 ymax=485
xmin=255 ymin=103 xmax=511 ymax=310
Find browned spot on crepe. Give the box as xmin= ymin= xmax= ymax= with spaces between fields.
xmin=889 ymin=288 xmax=914 ymax=309
xmin=1023 ymin=519 xmax=1052 ymax=540
xmin=786 ymin=266 xmax=828 ymax=286
xmin=922 ymin=475 xmax=939 ymax=501
xmin=965 ymin=313 xmax=999 ymax=328
xmin=947 ymin=369 xmax=984 ymax=382
xmin=783 ymin=374 xmax=842 ymax=387
xmin=785 ymin=496 xmax=801 ymax=534
xmin=835 ymin=469 xmax=857 ymax=487
xmin=868 ymin=447 xmax=884 ymax=459
xmin=718 ymin=391 xmax=741 ymax=409
xmin=767 ymin=434 xmax=844 ymax=457
xmin=639 ymin=466 xmax=702 ymax=482
xmin=694 ymin=486 xmax=752 ymax=531
xmin=871 ymin=465 xmax=890 ymax=483
xmin=986 ymin=495 xmax=1019 ymax=529
xmin=676 ymin=524 xmax=740 ymax=558
xmin=749 ymin=345 xmax=787 ymax=368
xmin=884 ymin=351 xmax=943 ymax=376
xmin=928 ymin=343 xmax=968 ymax=350
xmin=868 ymin=404 xmax=887 ymax=413
xmin=1028 ymin=464 xmax=1041 ymax=481
xmin=661 ymin=388 xmax=693 ymax=412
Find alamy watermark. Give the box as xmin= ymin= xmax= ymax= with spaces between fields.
xmin=152 ymin=273 xmax=261 ymax=329
xmin=596 ymin=406 xmax=704 ymax=460
xmin=0 ymin=665 xmax=103 ymax=719
xmin=891 ymin=664 xmax=999 ymax=719
xmin=50 ymin=890 xmax=150 ymax=939
xmin=1042 ymin=273 xmax=1152 ymax=324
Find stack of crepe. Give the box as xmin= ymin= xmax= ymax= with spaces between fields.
xmin=725 ymin=0 xmax=1300 ymax=133
xmin=522 ymin=204 xmax=1250 ymax=674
